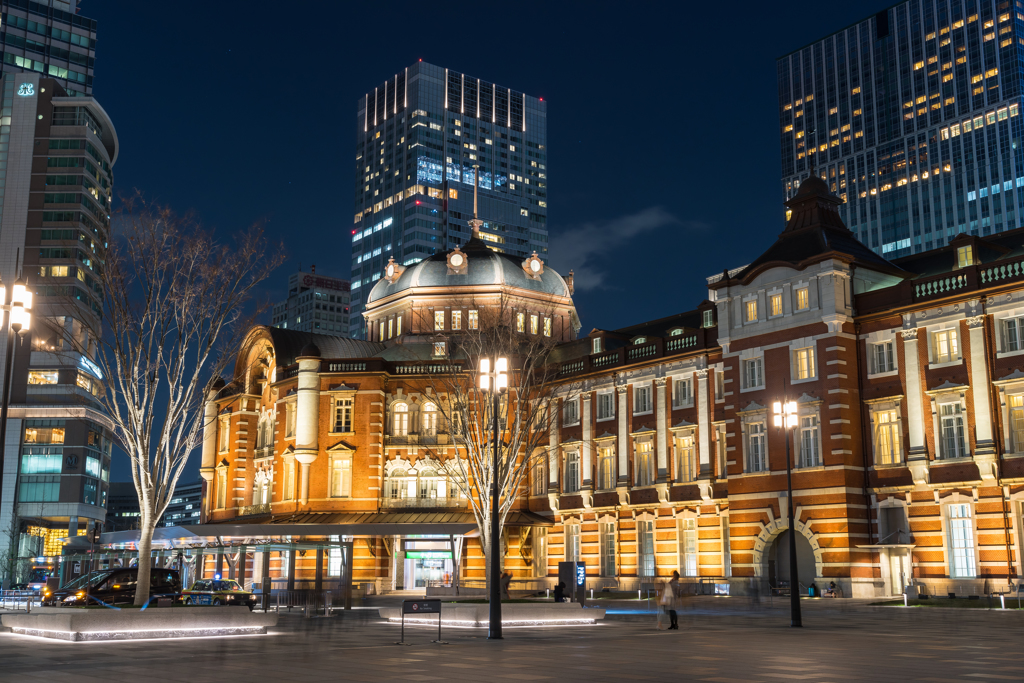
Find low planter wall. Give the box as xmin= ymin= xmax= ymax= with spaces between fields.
xmin=1 ymin=605 xmax=278 ymax=641
xmin=379 ymin=602 xmax=604 ymax=626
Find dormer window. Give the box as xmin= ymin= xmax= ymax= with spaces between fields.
xmin=670 ymin=328 xmax=683 ymax=336
xmin=634 ymin=337 xmax=647 ymax=345
xmin=702 ymin=310 xmax=714 ymax=328
xmin=957 ymin=245 xmax=974 ymax=268
xmin=592 ymin=337 xmax=602 ymax=354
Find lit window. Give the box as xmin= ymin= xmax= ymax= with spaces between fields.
xmin=674 ymin=432 xmax=696 ymax=483
xmin=28 ymin=371 xmax=59 ymax=385
xmin=873 ymin=408 xmax=902 ymax=465
xmin=702 ymin=309 xmax=714 ymax=328
xmin=543 ymin=317 xmax=551 ymax=337
xmin=635 ymin=439 xmax=655 ymax=486
xmin=745 ymin=300 xmax=758 ymax=323
xmin=792 ymin=347 xmax=815 ymax=381
xmin=932 ymin=329 xmax=960 ymax=364
xmin=330 ymin=456 xmax=352 ymax=497
xmin=770 ymin=293 xmax=782 ymax=317
xmin=597 ymin=446 xmax=615 ymax=491
xmin=392 ymin=403 xmax=409 ymax=436
xmin=592 ymin=337 xmax=602 ymax=354
xmin=564 ymin=450 xmax=580 ymax=493
xmin=333 ymin=397 xmax=353 ymax=433
xmin=530 ymin=314 xmax=539 ymax=335
xmin=746 ymin=421 xmax=767 ymax=472
xmin=433 ymin=341 xmax=446 ymax=357
xmin=434 ymin=310 xmax=445 ymax=331
xmin=796 ymin=287 xmax=809 ymax=311
xmin=957 ymin=245 xmax=974 ymax=267
xmin=468 ymin=310 xmax=478 ymax=330
xmin=451 ymin=310 xmax=462 ymax=330
xmin=1009 ymin=395 xmax=1024 ymax=452
xmin=516 ymin=312 xmax=525 ymax=333
xmin=947 ymin=504 xmax=976 ymax=578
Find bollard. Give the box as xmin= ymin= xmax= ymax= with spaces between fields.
xmin=1001 ymin=594 xmax=1006 ymax=609
xmin=903 ymin=593 xmax=908 ymax=607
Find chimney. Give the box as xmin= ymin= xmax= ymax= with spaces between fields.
xmin=565 ymin=270 xmax=575 ymax=295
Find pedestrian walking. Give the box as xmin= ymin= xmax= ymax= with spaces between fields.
xmin=500 ymin=570 xmax=512 ymax=600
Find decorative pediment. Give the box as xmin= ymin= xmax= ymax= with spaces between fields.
xmin=447 ymin=247 xmax=468 ymax=275
xmin=384 ymin=257 xmax=405 ymax=284
xmin=995 ymin=368 xmax=1024 ymax=385
xmin=670 ymin=418 xmax=697 ymax=430
xmin=560 ymin=435 xmax=583 ymax=445
xmin=327 ymin=440 xmax=356 ymax=453
xmin=925 ymin=380 xmax=969 ymax=396
xmin=384 ymin=457 xmax=413 ymax=475
xmin=330 ymin=383 xmax=359 ymax=393
xmin=522 ymin=252 xmax=544 ymax=280
xmin=738 ymin=401 xmax=766 ymax=415
xmin=594 ymin=431 xmax=617 ymax=441
xmin=630 ymin=425 xmax=656 ymax=437
xmin=796 ymin=392 xmax=821 ymax=405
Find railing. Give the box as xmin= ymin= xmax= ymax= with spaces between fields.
xmin=592 ymin=352 xmax=619 ymax=367
xmin=0 ymin=589 xmax=36 ymax=611
xmin=254 ymin=446 xmax=274 ymax=461
xmin=325 ymin=362 xmax=366 ymax=372
xmin=238 ymin=503 xmax=271 ymax=517
xmin=980 ymin=257 xmax=1024 ymax=285
xmin=914 ymin=273 xmax=967 ymax=299
xmin=666 ymin=335 xmax=698 ymax=352
xmin=627 ymin=343 xmax=657 ymax=361
xmin=394 ymin=364 xmax=459 ymax=375
xmin=380 ymin=495 xmax=467 ymax=509
xmin=560 ymin=360 xmax=584 ymax=376
xmin=385 ymin=433 xmax=451 ymax=446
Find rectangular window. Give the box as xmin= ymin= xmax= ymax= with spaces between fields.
xmin=597 ymin=445 xmax=615 ymax=490
xmin=770 ymin=293 xmax=783 ymax=316
xmin=529 ymin=314 xmax=539 ymax=335
xmin=675 ymin=432 xmax=697 ymax=483
xmin=715 ymin=424 xmax=727 ymax=477
xmin=21 ymin=447 xmax=63 ymax=474
xmin=796 ymin=287 xmax=809 ymax=310
xmin=592 ymin=337 xmax=602 ymax=354
xmin=939 ymin=403 xmax=967 ymax=459
xmin=565 ymin=523 xmax=580 ymax=563
xmin=932 ymin=329 xmax=959 ymax=363
xmin=596 ymin=391 xmax=615 ymax=420
xmin=599 ymin=522 xmax=616 ymax=577
xmin=744 ymin=358 xmax=764 ymax=389
xmin=24 ymin=422 xmax=65 ymax=444
xmin=715 ymin=370 xmax=724 ymax=401
xmin=635 ymin=439 xmax=655 ymax=486
xmin=957 ymin=245 xmax=974 ymax=267
xmin=516 ymin=312 xmax=525 ymax=332
xmin=702 ymin=309 xmax=714 ymax=328
xmin=468 ymin=310 xmax=478 ymax=330
xmin=679 ymin=518 xmax=697 ymax=577
xmin=18 ymin=475 xmax=60 ymax=502
xmin=747 ymin=421 xmax=767 ymax=472
xmin=634 ymin=384 xmax=653 ymax=413
xmin=1003 ymin=317 xmax=1024 ymax=352
xmin=451 ymin=310 xmax=462 ymax=330
xmin=27 ymin=370 xmax=59 ymax=385
xmin=534 ymin=528 xmax=548 ymax=577
xmin=873 ymin=408 xmax=902 ymax=465
xmin=532 ymin=456 xmax=546 ymax=495
xmin=672 ymin=377 xmax=692 ymax=408
xmin=283 ymin=460 xmax=295 ymax=501
xmin=330 ymin=456 xmax=352 ymax=497
xmin=798 ymin=415 xmax=820 ymax=467
xmin=396 ymin=315 xmax=402 ymax=336
xmin=387 ymin=318 xmax=393 ymax=339
xmin=947 ymin=504 xmax=976 ymax=578
xmin=434 ymin=310 xmax=445 ymax=331
xmin=218 ymin=417 xmax=230 ymax=452
xmin=870 ymin=341 xmax=895 ymax=373
xmin=792 ymin=346 xmax=815 ymax=380
xmin=216 ymin=469 xmax=227 ymax=509
xmin=745 ymin=300 xmax=758 ymax=322
xmin=1010 ymin=395 xmax=1024 ymax=452
xmin=285 ymin=403 xmax=296 ymax=438
xmin=564 ymin=450 xmax=580 ymax=493
xmin=637 ymin=520 xmax=656 ymax=579
xmin=543 ymin=317 xmax=552 ymax=337
xmin=433 ymin=341 xmax=446 ymax=357
xmin=333 ymin=397 xmax=353 ymax=433
xmin=563 ymin=398 xmax=579 ymax=425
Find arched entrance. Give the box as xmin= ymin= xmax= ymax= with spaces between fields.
xmin=766 ymin=530 xmax=817 ymax=592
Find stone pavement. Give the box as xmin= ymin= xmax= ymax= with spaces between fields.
xmin=2 ymin=596 xmax=1023 ymax=682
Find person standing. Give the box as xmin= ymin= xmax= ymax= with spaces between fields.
xmin=660 ymin=571 xmax=681 ymax=630
xmin=500 ymin=571 xmax=512 ymax=600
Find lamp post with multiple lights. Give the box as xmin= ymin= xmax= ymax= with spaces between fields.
xmin=0 ymin=275 xmax=32 ymax=578
xmin=478 ymin=355 xmax=508 ymax=640
xmin=772 ymin=398 xmax=802 ymax=628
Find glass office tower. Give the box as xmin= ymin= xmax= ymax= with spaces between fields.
xmin=778 ymin=0 xmax=1024 ymax=257
xmin=349 ymin=61 xmax=548 ymax=338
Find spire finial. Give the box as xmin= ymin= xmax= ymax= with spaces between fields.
xmin=468 ymin=163 xmax=483 ymax=238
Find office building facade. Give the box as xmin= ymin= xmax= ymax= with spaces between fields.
xmin=349 ymin=61 xmax=548 ymax=338
xmin=0 ymin=0 xmax=97 ymax=97
xmin=778 ymin=0 xmax=1024 ymax=258
xmin=270 ymin=269 xmax=351 ymax=336
xmin=0 ymin=70 xmax=116 ymax=575
xmin=106 ymin=480 xmax=204 ymax=531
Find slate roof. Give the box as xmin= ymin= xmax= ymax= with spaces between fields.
xmin=259 ymin=326 xmax=385 ymax=365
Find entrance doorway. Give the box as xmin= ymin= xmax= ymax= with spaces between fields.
xmin=884 ymin=549 xmax=911 ymax=596
xmin=767 ymin=530 xmax=816 ymax=593
xmin=401 ymin=539 xmax=456 ymax=590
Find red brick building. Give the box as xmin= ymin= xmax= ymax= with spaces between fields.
xmin=205 ymin=177 xmax=1024 ymax=598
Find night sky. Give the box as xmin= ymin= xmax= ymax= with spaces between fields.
xmin=87 ymin=0 xmax=891 ymax=481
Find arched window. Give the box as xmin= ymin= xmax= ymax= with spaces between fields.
xmin=256 ymin=415 xmax=274 ymax=450
xmin=418 ymin=468 xmax=439 ymax=499
xmin=253 ymin=470 xmax=270 ymax=505
xmin=388 ymin=469 xmax=410 ymax=498
xmin=393 ymin=403 xmax=409 ymax=436
xmin=421 ymin=402 xmax=438 ymax=436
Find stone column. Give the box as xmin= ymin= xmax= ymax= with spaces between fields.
xmin=655 ymin=378 xmax=668 ymax=481
xmin=547 ymin=400 xmax=559 ymax=511
xmin=616 ymin=385 xmax=629 ymax=485
xmin=696 ymin=369 xmax=711 ymax=477
xmin=199 ymin=391 xmax=219 ymax=490
xmin=967 ymin=315 xmax=997 ymax=478
xmin=901 ymin=328 xmax=929 ymax=485
xmin=581 ymin=393 xmax=593 ymax=487
xmin=295 ymin=354 xmax=321 ymax=505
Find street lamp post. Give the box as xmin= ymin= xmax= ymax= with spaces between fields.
xmin=772 ymin=399 xmax=802 ymax=628
xmin=0 ymin=275 xmax=33 ymax=586
xmin=478 ymin=356 xmax=508 ymax=640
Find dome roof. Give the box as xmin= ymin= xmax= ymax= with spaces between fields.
xmin=297 ymin=342 xmax=321 ymax=358
xmin=790 ymin=174 xmax=829 ymax=201
xmin=366 ymin=236 xmax=571 ymax=305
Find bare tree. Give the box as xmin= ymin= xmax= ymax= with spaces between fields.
xmin=58 ymin=196 xmax=282 ymax=605
xmin=409 ymin=293 xmax=578 ymax=592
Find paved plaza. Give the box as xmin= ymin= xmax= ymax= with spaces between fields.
xmin=2 ymin=596 xmax=1023 ymax=682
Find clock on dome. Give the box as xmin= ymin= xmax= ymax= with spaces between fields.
xmin=447 ymin=247 xmax=468 ymax=275
xmin=383 ymin=257 xmax=405 ymax=284
xmin=522 ymin=252 xmax=544 ymax=280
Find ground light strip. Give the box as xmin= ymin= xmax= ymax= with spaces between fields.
xmin=386 ymin=617 xmax=598 ymax=627
xmin=8 ymin=626 xmax=267 ymax=641
xmin=2 ymin=631 xmax=273 ymax=644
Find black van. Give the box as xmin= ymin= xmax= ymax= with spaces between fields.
xmin=42 ymin=567 xmax=182 ymax=606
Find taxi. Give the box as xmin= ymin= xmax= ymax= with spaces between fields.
xmin=182 ymin=578 xmax=257 ymax=609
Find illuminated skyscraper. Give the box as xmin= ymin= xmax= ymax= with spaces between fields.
xmin=779 ymin=1 xmax=1024 ymax=257
xmin=349 ymin=61 xmax=548 ymax=338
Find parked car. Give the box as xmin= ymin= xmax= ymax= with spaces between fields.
xmin=182 ymin=579 xmax=257 ymax=609
xmin=42 ymin=568 xmax=182 ymax=606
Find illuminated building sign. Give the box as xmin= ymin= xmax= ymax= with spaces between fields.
xmin=17 ymin=83 xmax=34 ymax=97
xmin=405 ymin=551 xmax=452 ymax=560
